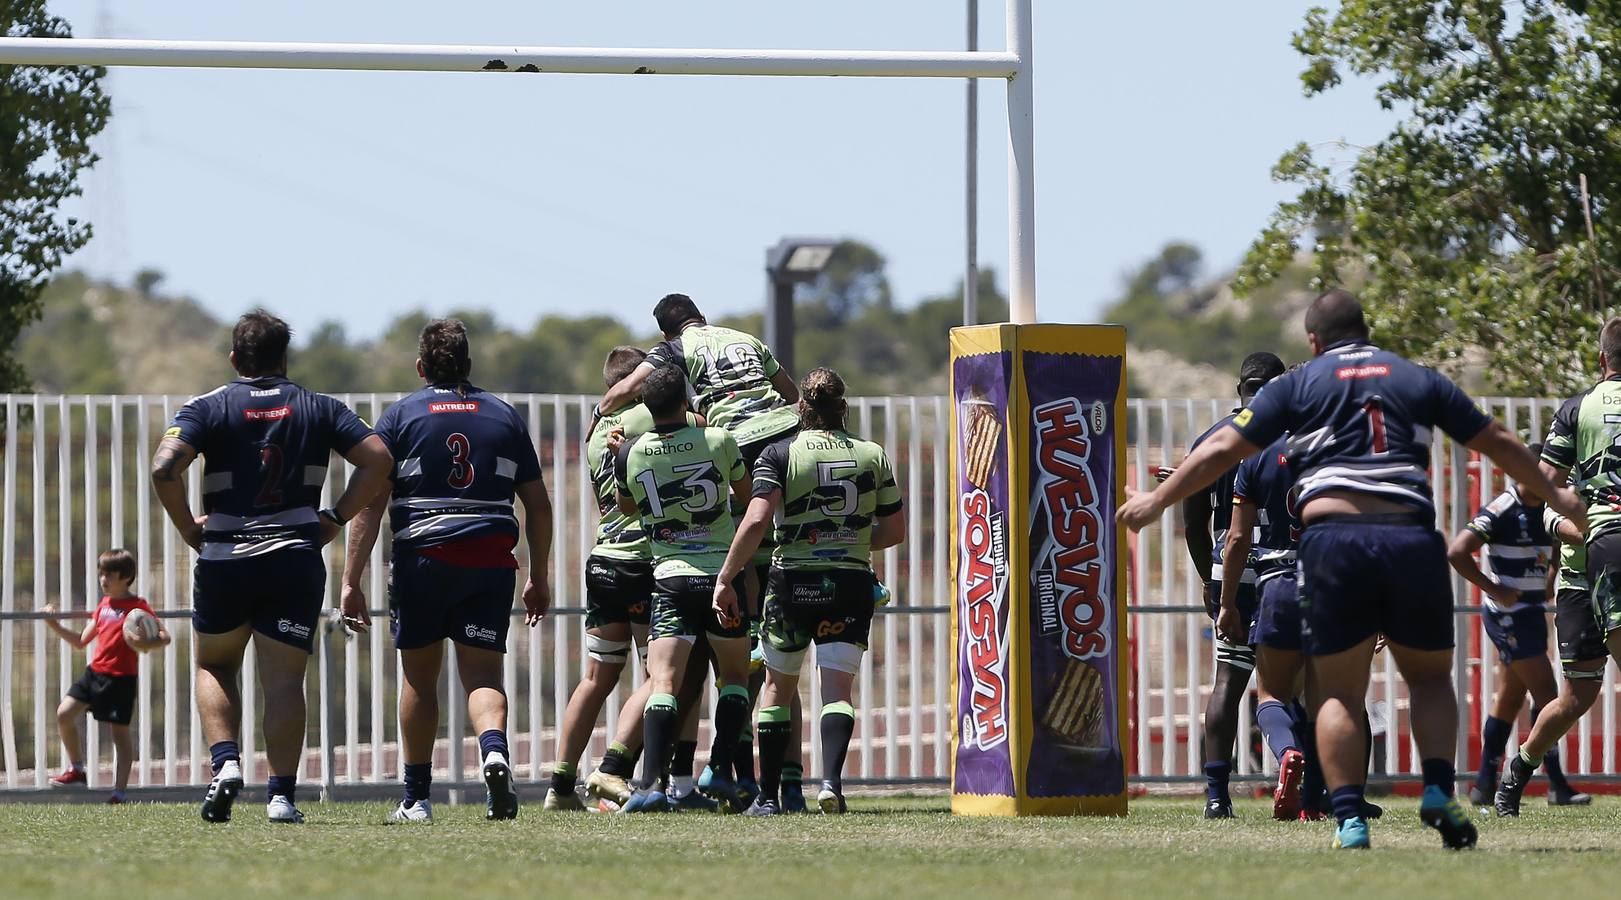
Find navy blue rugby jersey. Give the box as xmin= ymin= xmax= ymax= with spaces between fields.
xmin=168 ymin=376 xmax=373 ymax=560
xmin=1465 ymin=486 xmax=1552 ymax=610
xmin=1189 ymin=413 xmax=1254 ymax=586
xmin=1232 ymin=435 xmax=1300 ymax=584
xmin=1230 ymin=341 xmax=1491 ymax=516
xmin=373 ymin=384 xmax=542 ymax=552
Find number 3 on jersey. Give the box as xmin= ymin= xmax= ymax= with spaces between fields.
xmin=635 ymin=461 xmax=718 ymax=517
xmin=446 ymin=432 xmax=474 ymax=489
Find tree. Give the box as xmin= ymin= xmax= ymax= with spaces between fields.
xmin=796 ymin=239 xmax=892 ymax=328
xmin=1239 ymin=0 xmax=1619 ymax=394
xmin=1 ymin=3 xmax=111 ymax=390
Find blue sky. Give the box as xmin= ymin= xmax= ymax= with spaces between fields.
xmin=50 ymin=1 xmax=1390 ymax=340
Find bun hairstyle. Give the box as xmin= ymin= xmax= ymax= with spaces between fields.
xmin=798 ymin=367 xmax=848 ymax=431
xmin=419 ymin=318 xmax=472 ymax=397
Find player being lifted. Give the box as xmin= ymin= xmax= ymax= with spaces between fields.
xmin=340 ymin=319 xmax=553 ymax=823
xmin=713 ymin=368 xmax=904 ymax=815
xmin=595 ymin=293 xmax=805 ymax=802
xmin=1185 ymin=352 xmax=1284 ymax=818
xmin=1497 ymin=318 xmax=1621 ymax=815
xmin=1447 ymin=447 xmax=1588 ymax=807
xmin=611 ymin=365 xmax=755 ymax=812
xmin=1121 ymin=290 xmax=1584 ymax=851
xmin=151 ymin=311 xmax=393 ymax=825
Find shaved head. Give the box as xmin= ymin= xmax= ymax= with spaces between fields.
xmin=1304 ymin=288 xmax=1370 ymax=348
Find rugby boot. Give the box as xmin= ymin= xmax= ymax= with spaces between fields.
xmin=585 ymin=769 xmax=632 ymax=807
xmin=1494 ymin=755 xmax=1533 ymax=818
xmin=543 ymin=788 xmax=585 ymax=812
xmin=200 ymin=760 xmax=244 ymax=824
xmin=1333 ymin=816 xmax=1370 ymax=850
xmin=1203 ymin=797 xmax=1233 ymax=819
xmin=619 ymin=787 xmax=670 ymax=813
xmin=266 ymin=794 xmax=305 ymax=824
xmin=669 ymin=789 xmax=721 ymax=812
xmin=699 ymin=773 xmax=746 ymax=813
xmin=483 ymin=751 xmax=519 ymax=820
xmin=1548 ymin=788 xmax=1592 ymax=807
xmin=744 ymin=796 xmax=781 ymax=817
xmin=388 ymin=799 xmax=434 ymax=823
xmin=1272 ymin=749 xmax=1306 ymax=821
xmin=817 ymin=784 xmax=848 ymax=815
xmin=1419 ymin=786 xmax=1478 ymax=849
xmin=781 ymin=779 xmax=808 ymax=813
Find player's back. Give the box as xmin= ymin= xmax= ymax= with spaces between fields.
xmin=617 ymin=424 xmax=743 ymax=577
xmin=589 ymin=403 xmax=661 ymax=559
xmin=172 ymin=375 xmax=371 ymax=560
xmin=1233 ymin=436 xmax=1299 ymax=582
xmin=649 ymin=324 xmax=796 ymax=444
xmin=755 ymin=428 xmax=901 ymax=571
xmin=1467 ymin=487 xmax=1550 ymax=609
xmin=1240 ymin=341 xmax=1489 ymax=514
xmin=375 ymin=385 xmax=539 ymax=551
xmin=1543 ymin=378 xmax=1621 ymax=538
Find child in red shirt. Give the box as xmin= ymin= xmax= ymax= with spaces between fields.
xmin=42 ymin=549 xmax=170 ymax=803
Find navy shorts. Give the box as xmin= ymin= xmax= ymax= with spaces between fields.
xmin=389 ymin=552 xmax=516 ymax=652
xmin=1482 ymin=604 xmax=1549 ymax=664
xmin=1297 ymin=518 xmax=1454 ymax=656
xmin=1202 ymin=579 xmax=1259 ymax=630
xmin=193 ymin=550 xmax=326 ymax=652
xmin=1251 ymin=572 xmax=1301 ymax=652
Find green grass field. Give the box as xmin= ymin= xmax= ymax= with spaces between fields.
xmin=2 ymin=795 xmax=1618 ymax=898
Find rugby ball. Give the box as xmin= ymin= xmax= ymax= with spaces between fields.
xmin=122 ymin=609 xmax=161 ymax=651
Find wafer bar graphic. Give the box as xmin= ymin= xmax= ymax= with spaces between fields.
xmin=963 ymin=401 xmax=1002 ymax=488
xmin=1042 ymin=658 xmax=1105 ymax=747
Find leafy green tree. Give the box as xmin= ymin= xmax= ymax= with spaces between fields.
xmin=1240 ymin=0 xmax=1618 ymax=394
xmin=1 ymin=2 xmax=111 ymax=390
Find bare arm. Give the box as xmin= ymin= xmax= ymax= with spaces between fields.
xmin=341 ymin=491 xmax=389 ymax=589
xmin=333 ymin=435 xmax=394 ymax=523
xmin=1182 ymin=494 xmax=1214 ymax=584
xmin=1119 ymin=426 xmax=1261 ymax=530
xmin=1215 ymin=501 xmax=1255 ymax=642
xmin=150 ymin=437 xmax=203 ymax=551
xmin=770 ymin=368 xmax=799 ymax=404
xmin=515 ymin=477 xmax=554 ymax=625
xmin=719 ymin=494 xmax=776 ymax=583
xmin=1446 ymin=528 xmax=1514 ymax=603
xmin=1469 ymin=423 xmax=1586 ymax=529
xmin=872 ymin=508 xmax=906 ymax=552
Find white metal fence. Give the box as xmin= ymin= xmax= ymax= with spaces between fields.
xmin=1 ymin=394 xmax=1617 ymax=795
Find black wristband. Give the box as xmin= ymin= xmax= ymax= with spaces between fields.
xmin=319 ymin=507 xmax=347 ymax=527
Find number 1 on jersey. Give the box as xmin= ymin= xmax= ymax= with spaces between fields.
xmin=1363 ymin=398 xmax=1388 ymax=454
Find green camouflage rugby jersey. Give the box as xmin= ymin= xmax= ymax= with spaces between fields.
xmin=588 ymin=405 xmax=698 ymax=561
xmin=645 ymin=324 xmax=798 ymax=447
xmin=614 ymin=423 xmax=745 ymax=578
xmin=753 ymin=428 xmax=903 ymax=571
xmin=1542 ymin=375 xmax=1621 ymax=539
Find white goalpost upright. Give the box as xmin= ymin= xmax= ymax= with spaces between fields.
xmin=0 ymin=0 xmax=1038 ymax=322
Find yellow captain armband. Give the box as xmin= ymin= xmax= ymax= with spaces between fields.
xmin=1233 ymin=408 xmax=1253 ymax=428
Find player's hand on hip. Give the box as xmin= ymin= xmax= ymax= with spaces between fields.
xmin=1486 ymin=583 xmax=1520 ymax=608
xmin=339 ymin=583 xmax=370 ymax=635
xmin=1117 ymin=487 xmax=1163 ymax=531
xmin=317 ymin=518 xmax=343 ymax=548
xmin=713 ymin=579 xmax=741 ymax=628
xmin=181 ymin=516 xmax=206 ymax=552
xmin=1216 ymin=603 xmax=1244 ymax=645
xmin=523 ymin=576 xmax=551 ymax=626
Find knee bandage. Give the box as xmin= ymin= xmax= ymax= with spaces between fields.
xmin=1563 ymin=664 xmax=1607 ymax=683
xmin=586 ymin=634 xmax=631 ymax=664
xmin=1214 ymin=638 xmax=1256 ymax=672
xmin=760 ymin=641 xmax=807 ymax=676
xmin=815 ymin=642 xmax=866 ymax=675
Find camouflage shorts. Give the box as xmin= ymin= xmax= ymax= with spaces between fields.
xmin=761 ymin=567 xmax=876 ymax=655
xmin=649 ymin=573 xmax=749 ymax=641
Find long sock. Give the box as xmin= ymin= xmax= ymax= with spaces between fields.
xmin=820 ymin=701 xmax=856 ymax=793
xmin=209 ymin=740 xmax=240 ymax=776
xmin=756 ymin=705 xmax=792 ymax=803
xmin=1203 ymin=760 xmax=1232 ymax=804
xmin=708 ymin=686 xmax=751 ymax=775
xmin=550 ymin=760 xmax=575 ymax=794
xmin=404 ymin=762 xmax=432 ymax=803
xmin=599 ymin=741 xmax=633 ymax=778
xmin=1256 ymin=700 xmax=1299 ymax=761
xmin=782 ymin=763 xmax=803 ymax=792
xmin=671 ymin=741 xmax=697 ymax=780
xmin=267 ymin=774 xmax=296 ymax=804
xmin=733 ymin=722 xmax=756 ymax=783
xmin=1530 ymin=705 xmax=1573 ymax=793
xmin=1476 ymin=715 xmax=1511 ymax=788
xmin=478 ymin=729 xmax=508 ymax=763
xmin=636 ymin=693 xmax=679 ymax=791
xmin=1299 ymin=720 xmax=1326 ymax=813
xmin=1420 ymin=757 xmax=1456 ymax=800
xmin=1361 ymin=711 xmax=1374 ymax=783
xmin=1330 ymin=784 xmax=1365 ymax=825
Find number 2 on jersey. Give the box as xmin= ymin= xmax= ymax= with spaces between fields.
xmin=446 ymin=432 xmax=474 ymax=489
xmin=254 ymin=443 xmax=284 ymax=507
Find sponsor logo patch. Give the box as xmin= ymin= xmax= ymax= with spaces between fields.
xmin=1336 ymin=364 xmax=1390 ymax=380
xmin=243 ymin=406 xmax=292 ymax=422
xmin=429 ymin=401 xmax=480 ymax=414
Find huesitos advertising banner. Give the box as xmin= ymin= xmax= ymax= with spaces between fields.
xmin=950 ymin=329 xmax=1016 ymax=806
xmin=950 ymin=324 xmax=1127 ymax=817
xmin=1023 ymin=349 xmax=1126 ymax=801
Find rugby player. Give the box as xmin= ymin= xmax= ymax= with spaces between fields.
xmin=1119 ymin=289 xmax=1585 ymax=850
xmin=1219 ymin=427 xmax=1318 ymax=820
xmin=151 ymin=311 xmax=393 ymax=824
xmin=1447 ymin=450 xmax=1587 ymax=807
xmin=712 ymin=367 xmax=904 ymax=815
xmin=611 ymin=365 xmax=755 ymax=812
xmin=1186 ymin=351 xmax=1284 ymax=818
xmin=339 ymin=319 xmax=552 ymax=823
xmin=556 ymin=346 xmax=713 ymax=812
xmin=594 ymin=293 xmax=804 ymax=797
xmin=1496 ymin=320 xmax=1621 ymax=815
